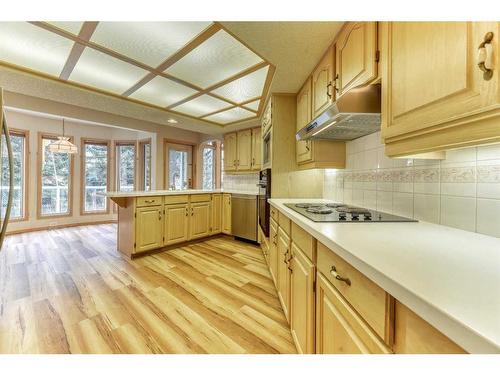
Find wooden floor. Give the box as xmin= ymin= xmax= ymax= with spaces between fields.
xmin=0 ymin=224 xmax=296 ymax=354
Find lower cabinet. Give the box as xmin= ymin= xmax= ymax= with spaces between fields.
xmin=211 ymin=194 xmax=222 ymax=234
xmin=135 ymin=205 xmax=163 ymax=253
xmin=189 ymin=201 xmax=211 ymax=240
xmin=316 ymin=272 xmax=390 ymax=354
xmin=277 ymin=227 xmax=292 ymax=322
xmin=290 ymin=243 xmax=315 ymax=354
xmin=164 ymin=203 xmax=189 ymax=245
xmin=222 ymin=193 xmax=232 ymax=234
xmin=269 ymin=218 xmax=279 ymax=286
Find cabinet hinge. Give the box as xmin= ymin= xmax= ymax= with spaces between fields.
xmin=133 ymin=242 xmax=136 ymax=248
xmin=375 ymin=50 xmax=380 ymax=62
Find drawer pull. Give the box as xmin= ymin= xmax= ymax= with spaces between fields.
xmin=478 ymin=31 xmax=494 ymax=80
xmin=330 ymin=265 xmax=351 ymax=286
xmin=144 ymin=199 xmax=156 ymax=203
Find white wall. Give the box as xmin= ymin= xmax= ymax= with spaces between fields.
xmin=323 ymin=131 xmax=500 ymax=238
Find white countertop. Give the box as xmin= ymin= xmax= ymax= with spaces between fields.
xmin=104 ymin=189 xmax=258 ymax=198
xmin=269 ymin=198 xmax=500 ymax=354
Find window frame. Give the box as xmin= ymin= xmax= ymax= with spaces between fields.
xmin=2 ymin=128 xmax=29 ymax=222
xmin=201 ymin=143 xmax=216 ymax=190
xmin=138 ymin=138 xmax=152 ymax=191
xmin=37 ymin=132 xmax=74 ymax=219
xmin=114 ymin=140 xmax=137 ymax=192
xmin=163 ymin=139 xmax=195 ymax=190
xmin=80 ymin=138 xmax=111 ymax=216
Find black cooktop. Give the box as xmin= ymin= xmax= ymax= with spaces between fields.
xmin=284 ymin=203 xmax=417 ymax=223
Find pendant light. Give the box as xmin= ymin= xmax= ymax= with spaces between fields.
xmin=48 ymin=118 xmax=78 ymax=154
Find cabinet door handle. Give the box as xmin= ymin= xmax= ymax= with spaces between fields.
xmin=185 ymin=208 xmax=188 ymax=216
xmin=144 ymin=199 xmax=155 ymax=203
xmin=333 ymin=73 xmax=339 ymax=93
xmin=252 ymin=157 xmax=255 ymax=166
xmin=191 ymin=208 xmax=194 ymax=216
xmin=330 ymin=265 xmax=351 ymax=286
xmin=158 ymin=210 xmax=162 ymax=220
xmin=305 ymin=140 xmax=310 ymax=151
xmin=326 ymin=82 xmax=333 ymax=98
xmin=478 ymin=31 xmax=494 ymax=80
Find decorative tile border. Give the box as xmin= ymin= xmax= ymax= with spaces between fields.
xmin=477 ymin=165 xmax=500 ymax=183
xmin=440 ymin=166 xmax=476 ymax=183
xmin=414 ymin=167 xmax=439 ymax=183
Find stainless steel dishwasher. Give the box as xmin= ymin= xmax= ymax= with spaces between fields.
xmin=231 ymin=194 xmax=258 ymax=242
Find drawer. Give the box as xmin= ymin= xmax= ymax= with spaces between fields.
xmin=164 ymin=195 xmax=189 ymax=204
xmin=270 ymin=205 xmax=278 ymax=222
xmin=317 ymin=242 xmax=387 ymax=340
xmin=291 ymin=222 xmax=316 ymax=261
xmin=278 ymin=211 xmax=291 ymax=235
xmin=136 ymin=196 xmax=162 ymax=207
xmin=191 ymin=194 xmax=211 ymax=203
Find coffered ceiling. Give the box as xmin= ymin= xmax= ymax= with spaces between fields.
xmin=0 ymin=21 xmax=275 ymax=126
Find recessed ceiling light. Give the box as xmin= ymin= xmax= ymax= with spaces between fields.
xmin=167 ymin=118 xmax=178 ymax=124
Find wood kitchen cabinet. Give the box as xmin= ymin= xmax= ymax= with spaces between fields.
xmin=381 ymin=21 xmax=500 ymax=157
xmin=290 ymin=242 xmax=315 ymax=354
xmin=135 ymin=205 xmax=163 ymax=253
xmin=277 ymin=227 xmax=292 ymax=322
xmin=211 ymin=194 xmax=222 ymax=234
xmin=312 ymin=45 xmax=335 ymax=118
xmin=296 ymin=77 xmax=314 ymax=164
xmin=223 ymin=132 xmax=237 ymax=171
xmin=335 ymin=21 xmax=378 ymax=97
xmin=269 ymin=218 xmax=278 ymax=286
xmin=164 ymin=203 xmax=189 ymax=245
xmin=251 ymin=127 xmax=261 ymax=170
xmin=189 ymin=200 xmax=211 ymax=240
xmin=222 ymin=193 xmax=231 ymax=234
xmin=236 ymin=129 xmax=252 ymax=171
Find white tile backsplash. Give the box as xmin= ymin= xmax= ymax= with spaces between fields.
xmin=323 ymin=131 xmax=500 ymax=238
xmin=222 ymin=173 xmax=259 ymax=192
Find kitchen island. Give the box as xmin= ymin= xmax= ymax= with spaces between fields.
xmin=106 ymin=189 xmax=257 ymax=257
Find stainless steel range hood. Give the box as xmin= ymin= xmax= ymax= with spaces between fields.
xmin=296 ymin=83 xmax=381 ymax=141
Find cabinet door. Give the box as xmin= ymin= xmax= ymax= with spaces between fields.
xmin=316 ymin=273 xmax=390 ymax=354
xmin=296 ymin=77 xmax=313 ymax=163
xmin=222 ymin=194 xmax=231 ymax=234
xmin=290 ymin=243 xmax=315 ymax=354
xmin=211 ymin=194 xmax=222 ymax=234
xmin=135 ymin=206 xmax=163 ymax=253
xmin=269 ymin=218 xmax=278 ymax=286
xmin=189 ymin=202 xmax=211 ymax=240
xmin=251 ymin=127 xmax=262 ymax=170
xmin=312 ymin=45 xmax=334 ymax=117
xmin=335 ymin=22 xmax=378 ymax=96
xmin=277 ymin=228 xmax=291 ymax=322
xmin=237 ymin=129 xmax=252 ymax=171
xmin=382 ymin=22 xmax=500 ymax=156
xmin=164 ymin=203 xmax=189 ymax=246
xmin=223 ymin=133 xmax=237 ymax=171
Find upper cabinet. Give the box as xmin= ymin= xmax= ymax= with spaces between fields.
xmin=296 ymin=77 xmax=313 ymax=164
xmin=251 ymin=127 xmax=262 ymax=170
xmin=223 ymin=127 xmax=261 ymax=173
xmin=381 ymin=22 xmax=500 ymax=157
xmin=223 ymin=132 xmax=237 ymax=171
xmin=236 ymin=129 xmax=252 ymax=170
xmin=312 ymin=45 xmax=335 ymax=117
xmin=335 ymin=22 xmax=378 ymax=96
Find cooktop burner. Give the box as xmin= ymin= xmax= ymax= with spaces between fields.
xmin=284 ymin=202 xmax=417 ymax=223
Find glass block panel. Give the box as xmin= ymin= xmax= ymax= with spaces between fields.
xmin=69 ymin=47 xmax=149 ymax=94
xmin=165 ymin=30 xmax=263 ymax=88
xmin=171 ymin=95 xmax=231 ymax=117
xmin=204 ymin=107 xmax=255 ymax=124
xmin=0 ymin=22 xmax=73 ymax=76
xmin=91 ymin=22 xmax=212 ymax=67
xmin=129 ymin=76 xmax=197 ymax=107
xmin=212 ymin=65 xmax=268 ymax=103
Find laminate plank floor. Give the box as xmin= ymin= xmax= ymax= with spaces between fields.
xmin=0 ymin=224 xmax=296 ymax=354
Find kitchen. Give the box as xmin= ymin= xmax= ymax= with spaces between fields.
xmin=0 ymin=1 xmax=499 ymax=371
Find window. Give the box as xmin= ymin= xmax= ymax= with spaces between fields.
xmin=39 ymin=133 xmax=73 ymax=216
xmin=82 ymin=140 xmax=109 ymax=213
xmin=165 ymin=142 xmax=193 ymax=190
xmin=138 ymin=139 xmax=151 ymax=191
xmin=202 ymin=144 xmax=215 ymax=190
xmin=115 ymin=142 xmax=136 ymax=192
xmin=1 ymin=130 xmax=28 ymax=220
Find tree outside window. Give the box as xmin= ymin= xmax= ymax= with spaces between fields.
xmin=1 ymin=132 xmax=25 ymax=219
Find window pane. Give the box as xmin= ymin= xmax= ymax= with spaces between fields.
xmin=41 ymin=138 xmax=70 ymax=215
xmin=168 ymin=149 xmax=187 ymax=190
xmin=1 ymin=133 xmax=24 ymax=219
xmin=117 ymin=144 xmax=135 ymax=192
xmin=202 ymin=147 xmax=215 ymax=190
xmin=143 ymin=143 xmax=151 ymax=191
xmin=84 ymin=143 xmax=108 ymax=212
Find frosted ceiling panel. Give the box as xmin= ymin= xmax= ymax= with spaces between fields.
xmin=204 ymin=107 xmax=255 ymax=124
xmin=69 ymin=47 xmax=148 ymax=94
xmin=212 ymin=65 xmax=268 ymax=103
xmin=243 ymin=99 xmax=260 ymax=111
xmin=130 ymin=76 xmax=198 ymax=107
xmin=48 ymin=22 xmax=83 ymax=35
xmin=171 ymin=95 xmax=231 ymax=117
xmin=165 ymin=30 xmax=263 ymax=88
xmin=91 ymin=22 xmax=212 ymax=67
xmin=0 ymin=22 xmax=73 ymax=76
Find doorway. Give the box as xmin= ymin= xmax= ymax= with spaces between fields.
xmin=165 ymin=142 xmax=193 ymax=190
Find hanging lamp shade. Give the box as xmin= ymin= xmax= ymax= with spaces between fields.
xmin=48 ymin=118 xmax=78 ymax=154
xmin=48 ymin=136 xmax=78 ymax=154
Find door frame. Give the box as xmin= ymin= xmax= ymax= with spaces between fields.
xmin=163 ymin=138 xmax=197 ymax=190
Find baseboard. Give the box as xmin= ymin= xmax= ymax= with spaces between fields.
xmin=6 ymin=220 xmax=118 ymax=236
